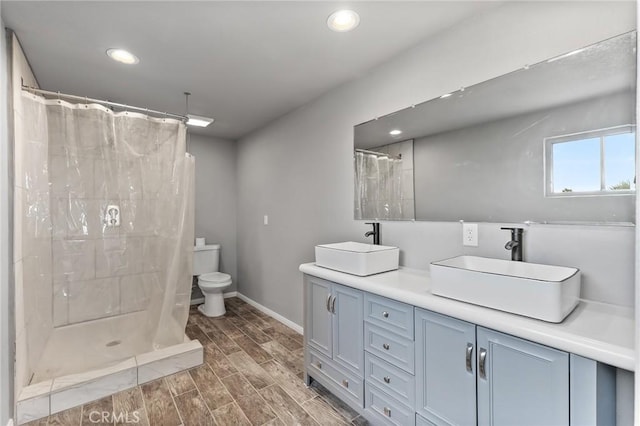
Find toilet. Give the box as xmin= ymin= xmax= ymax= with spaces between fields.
xmin=193 ymin=244 xmax=232 ymax=317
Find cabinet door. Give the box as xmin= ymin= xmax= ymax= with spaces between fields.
xmin=415 ymin=309 xmax=476 ymax=426
xmin=477 ymin=327 xmax=569 ymax=426
xmin=332 ymin=284 xmax=364 ymax=375
xmin=305 ymin=276 xmax=332 ymax=358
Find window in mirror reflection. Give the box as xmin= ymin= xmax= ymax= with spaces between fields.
xmin=546 ymin=125 xmax=636 ymax=196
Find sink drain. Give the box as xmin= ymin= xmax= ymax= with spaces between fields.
xmin=105 ymin=340 xmax=121 ymax=347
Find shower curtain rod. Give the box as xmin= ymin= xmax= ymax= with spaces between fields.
xmin=22 ymin=85 xmax=188 ymax=122
xmin=355 ymin=148 xmax=401 ymax=159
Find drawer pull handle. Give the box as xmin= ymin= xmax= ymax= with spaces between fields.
xmin=383 ymin=376 xmax=391 ymax=384
xmin=316 ymin=362 xmax=322 ymax=369
xmin=382 ymin=311 xmax=389 ymax=318
xmin=382 ymin=343 xmax=390 ymax=350
xmin=465 ymin=342 xmax=474 ymax=373
xmin=325 ymin=295 xmax=331 ymax=312
xmin=383 ymin=407 xmax=391 ymax=417
xmin=479 ymin=348 xmax=487 ymax=380
xmin=330 ymin=296 xmax=336 ymax=314
xmin=342 ymin=379 xmax=349 ymax=388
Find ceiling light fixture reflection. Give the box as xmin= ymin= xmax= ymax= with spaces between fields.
xmin=187 ymin=115 xmax=214 ymax=127
xmin=440 ymin=93 xmax=452 ymax=99
xmin=547 ymin=48 xmax=585 ymax=63
xmin=327 ymin=10 xmax=360 ymax=32
xmin=106 ymin=48 xmax=139 ymax=65
xmin=389 ymin=129 xmax=402 ymax=136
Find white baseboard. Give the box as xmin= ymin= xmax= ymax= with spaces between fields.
xmin=236 ymin=293 xmax=303 ymax=335
xmin=190 ymin=291 xmax=237 ymax=306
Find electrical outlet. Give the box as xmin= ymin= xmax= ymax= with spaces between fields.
xmin=462 ymin=223 xmax=478 ymax=247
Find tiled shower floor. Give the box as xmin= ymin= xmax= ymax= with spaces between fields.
xmin=25 ymin=297 xmax=368 ymax=425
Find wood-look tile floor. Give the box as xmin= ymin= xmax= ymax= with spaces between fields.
xmin=26 ymin=297 xmax=369 ymax=425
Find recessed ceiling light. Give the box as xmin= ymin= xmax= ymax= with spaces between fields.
xmin=106 ymin=48 xmax=139 ymax=65
xmin=327 ymin=10 xmax=360 ymax=32
xmin=187 ymin=114 xmax=214 ymax=127
xmin=389 ymin=129 xmax=402 ymax=136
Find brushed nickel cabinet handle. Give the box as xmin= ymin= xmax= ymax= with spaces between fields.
xmin=342 ymin=379 xmax=349 ymax=388
xmin=382 ymin=343 xmax=390 ymax=350
xmin=466 ymin=343 xmax=474 ymax=373
xmin=383 ymin=407 xmax=391 ymax=417
xmin=382 ymin=311 xmax=389 ymax=318
xmin=383 ymin=376 xmax=391 ymax=384
xmin=316 ymin=361 xmax=322 ymax=369
xmin=479 ymin=348 xmax=487 ymax=380
xmin=330 ymin=295 xmax=336 ymax=313
xmin=326 ymin=294 xmax=331 ymax=312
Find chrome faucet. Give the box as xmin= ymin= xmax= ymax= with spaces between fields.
xmin=501 ymin=227 xmax=523 ymax=261
xmin=365 ymin=222 xmax=380 ymax=245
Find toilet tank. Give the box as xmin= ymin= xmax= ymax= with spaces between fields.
xmin=193 ymin=244 xmax=220 ymax=275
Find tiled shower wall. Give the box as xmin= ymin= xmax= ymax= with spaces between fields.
xmin=48 ymin=117 xmax=171 ymax=327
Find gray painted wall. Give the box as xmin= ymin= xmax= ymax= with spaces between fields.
xmin=188 ymin=133 xmax=238 ymax=291
xmin=236 ymin=2 xmax=637 ymax=326
xmin=414 ymin=91 xmax=635 ymax=223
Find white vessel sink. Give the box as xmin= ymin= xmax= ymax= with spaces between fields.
xmin=315 ymin=241 xmax=399 ymax=276
xmin=430 ymin=255 xmax=580 ymax=323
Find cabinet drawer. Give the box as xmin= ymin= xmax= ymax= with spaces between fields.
xmin=364 ymin=382 xmax=415 ymax=426
xmin=365 ymin=323 xmax=415 ymax=374
xmin=308 ymin=349 xmax=363 ymax=404
xmin=365 ymin=352 xmax=415 ymax=406
xmin=365 ymin=293 xmax=414 ymax=339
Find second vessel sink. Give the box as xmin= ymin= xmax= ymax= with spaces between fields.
xmin=430 ymin=255 xmax=580 ymax=323
xmin=315 ymin=241 xmax=399 ymax=276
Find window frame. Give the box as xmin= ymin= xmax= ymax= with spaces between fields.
xmin=543 ymin=124 xmax=636 ymax=197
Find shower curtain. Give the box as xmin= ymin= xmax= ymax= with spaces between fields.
xmin=18 ymin=91 xmax=194 ymax=379
xmin=354 ymin=150 xmax=404 ymax=220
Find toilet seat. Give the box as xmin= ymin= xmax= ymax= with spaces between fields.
xmin=198 ymin=272 xmax=232 ymax=288
xmin=199 ymin=272 xmax=231 ymax=283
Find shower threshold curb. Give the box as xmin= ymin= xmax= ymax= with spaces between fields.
xmin=15 ymin=338 xmax=203 ymax=425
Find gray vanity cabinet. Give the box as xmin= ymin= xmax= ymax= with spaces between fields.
xmin=416 ymin=308 xmax=570 ymax=426
xmin=476 ymin=327 xmax=569 ymax=426
xmin=415 ymin=309 xmax=476 ymax=426
xmin=363 ymin=294 xmax=416 ymax=425
xmin=332 ymin=283 xmax=365 ymax=374
xmin=305 ymin=276 xmax=332 ymax=356
xmin=303 ymin=272 xmax=617 ymax=426
xmin=304 ymin=276 xmax=364 ymax=407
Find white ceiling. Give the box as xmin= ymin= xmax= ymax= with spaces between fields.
xmin=1 ymin=1 xmax=499 ymax=140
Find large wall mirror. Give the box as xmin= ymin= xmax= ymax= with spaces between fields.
xmin=354 ymin=31 xmax=637 ymax=224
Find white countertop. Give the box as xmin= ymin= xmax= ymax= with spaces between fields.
xmin=299 ymin=263 xmax=635 ymax=371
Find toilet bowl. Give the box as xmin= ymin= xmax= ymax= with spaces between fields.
xmin=197 ymin=272 xmax=232 ymax=317
xmin=193 ymin=244 xmax=232 ymax=317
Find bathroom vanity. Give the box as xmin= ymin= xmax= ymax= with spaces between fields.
xmin=300 ymin=263 xmax=633 ymax=426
